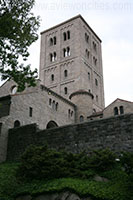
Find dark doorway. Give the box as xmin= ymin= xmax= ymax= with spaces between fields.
xmin=14 ymin=120 xmax=21 ymax=128
xmin=46 ymin=121 xmax=58 ymax=129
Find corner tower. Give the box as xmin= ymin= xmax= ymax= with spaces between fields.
xmin=39 ymin=15 xmax=105 ymax=113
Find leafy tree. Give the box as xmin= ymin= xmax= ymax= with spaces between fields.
xmin=0 ymin=0 xmax=40 ymax=91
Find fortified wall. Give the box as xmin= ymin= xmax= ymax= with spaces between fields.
xmin=7 ymin=113 xmax=133 ymax=161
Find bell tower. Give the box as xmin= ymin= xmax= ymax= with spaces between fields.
xmin=39 ymin=15 xmax=105 ymax=113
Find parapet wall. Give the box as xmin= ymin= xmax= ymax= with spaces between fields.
xmin=7 ymin=113 xmax=133 ymax=161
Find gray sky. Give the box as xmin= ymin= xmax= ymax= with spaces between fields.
xmin=1 ymin=0 xmax=133 ymax=106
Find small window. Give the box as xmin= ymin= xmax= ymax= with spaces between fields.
xmin=29 ymin=107 xmax=33 ymax=117
xmin=53 ymin=36 xmax=56 ymax=45
xmin=120 ymin=106 xmax=124 ymax=115
xmin=67 ymin=47 xmax=70 ymax=56
xmin=64 ymin=87 xmax=68 ymax=94
xmin=14 ymin=120 xmax=20 ymax=128
xmin=93 ymin=109 xmax=96 ymax=113
xmin=53 ymin=52 xmax=57 ymax=61
xmin=50 ymin=38 xmax=53 ymax=46
xmin=64 ymin=70 xmax=68 ymax=77
xmin=11 ymin=85 xmax=17 ymax=94
xmin=95 ymin=79 xmax=98 ymax=86
xmin=85 ymin=33 xmax=89 ymax=43
xmin=67 ymin=31 xmax=70 ymax=39
xmin=63 ymin=32 xmax=66 ymax=41
xmin=51 ymin=74 xmax=54 ymax=81
xmin=88 ymin=72 xmax=90 ymax=80
xmin=68 ymin=109 xmax=71 ymax=118
xmin=50 ymin=53 xmax=53 ymax=62
xmin=49 ymin=98 xmax=52 ymax=105
xmin=93 ymin=41 xmax=97 ymax=51
xmin=114 ymin=107 xmax=118 ymax=116
xmin=80 ymin=115 xmax=84 ymax=122
xmin=63 ymin=48 xmax=66 ymax=57
xmin=96 ymin=95 xmax=98 ymax=102
xmin=55 ymin=102 xmax=58 ymax=111
xmin=93 ymin=57 xmax=97 ymax=65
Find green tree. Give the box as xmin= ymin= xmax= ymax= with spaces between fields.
xmin=0 ymin=0 xmax=40 ymax=91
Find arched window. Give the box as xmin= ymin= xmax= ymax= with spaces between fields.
xmin=95 ymin=78 xmax=98 ymax=86
xmin=67 ymin=47 xmax=70 ymax=56
xmin=51 ymin=74 xmax=54 ymax=81
xmin=68 ymin=109 xmax=71 ymax=118
xmin=79 ymin=115 xmax=84 ymax=122
xmin=55 ymin=102 xmax=58 ymax=111
xmin=64 ymin=70 xmax=68 ymax=77
xmin=96 ymin=95 xmax=98 ymax=102
xmin=63 ymin=32 xmax=66 ymax=41
xmin=120 ymin=106 xmax=124 ymax=114
xmin=64 ymin=87 xmax=68 ymax=94
xmin=14 ymin=120 xmax=20 ymax=128
xmin=63 ymin=48 xmax=66 ymax=57
xmin=114 ymin=107 xmax=118 ymax=116
xmin=11 ymin=85 xmax=17 ymax=94
xmin=53 ymin=36 xmax=56 ymax=45
xmin=53 ymin=52 xmax=57 ymax=61
xmin=71 ymin=111 xmax=73 ymax=117
xmin=50 ymin=53 xmax=53 ymax=62
xmin=67 ymin=31 xmax=70 ymax=39
xmin=88 ymin=72 xmax=90 ymax=80
xmin=50 ymin=38 xmax=53 ymax=46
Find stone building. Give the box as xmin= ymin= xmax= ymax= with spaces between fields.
xmin=0 ymin=15 xmax=132 ymax=162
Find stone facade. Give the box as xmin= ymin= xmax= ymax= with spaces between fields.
xmin=0 ymin=80 xmax=76 ymax=161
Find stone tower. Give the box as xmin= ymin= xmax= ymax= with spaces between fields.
xmin=39 ymin=15 xmax=105 ymax=115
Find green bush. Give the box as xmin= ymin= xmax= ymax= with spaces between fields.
xmin=119 ymin=152 xmax=133 ymax=174
xmin=17 ymin=146 xmax=118 ymax=181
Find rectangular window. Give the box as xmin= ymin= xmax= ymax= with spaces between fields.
xmin=29 ymin=107 xmax=33 ymax=117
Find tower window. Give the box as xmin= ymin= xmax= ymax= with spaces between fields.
xmin=29 ymin=107 xmax=33 ymax=117
xmin=85 ymin=49 xmax=89 ymax=59
xmin=96 ymin=95 xmax=98 ymax=102
xmin=93 ymin=57 xmax=97 ymax=65
xmin=52 ymin=100 xmax=55 ymax=110
xmin=64 ymin=87 xmax=68 ymax=94
xmin=68 ymin=109 xmax=71 ymax=118
xmin=50 ymin=38 xmax=53 ymax=46
xmin=64 ymin=70 xmax=68 ymax=77
xmin=79 ymin=115 xmax=84 ymax=122
xmin=63 ymin=32 xmax=67 ymax=41
xmin=88 ymin=72 xmax=90 ymax=80
xmin=95 ymin=79 xmax=98 ymax=86
xmin=85 ymin=33 xmax=89 ymax=43
xmin=93 ymin=41 xmax=97 ymax=51
xmin=114 ymin=107 xmax=118 ymax=116
xmin=50 ymin=53 xmax=53 ymax=62
xmin=53 ymin=36 xmax=56 ymax=45
xmin=120 ymin=106 xmax=124 ymax=114
xmin=51 ymin=74 xmax=54 ymax=81
xmin=53 ymin=52 xmax=57 ymax=61
xmin=67 ymin=31 xmax=70 ymax=39
xmin=63 ymin=47 xmax=70 ymax=57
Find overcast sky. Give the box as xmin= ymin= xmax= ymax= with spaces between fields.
xmin=1 ymin=0 xmax=133 ymax=106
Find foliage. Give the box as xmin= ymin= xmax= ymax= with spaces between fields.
xmin=0 ymin=0 xmax=40 ymax=91
xmin=119 ymin=152 xmax=133 ymax=174
xmin=0 ymin=148 xmax=133 ymax=200
xmin=17 ymin=146 xmax=117 ymax=181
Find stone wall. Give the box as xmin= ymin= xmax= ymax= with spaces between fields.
xmin=7 ymin=113 xmax=133 ymax=161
